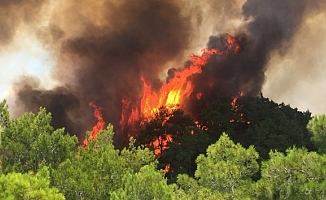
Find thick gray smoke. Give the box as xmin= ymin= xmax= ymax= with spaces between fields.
xmin=11 ymin=0 xmax=193 ymax=143
xmin=3 ymin=0 xmax=325 ymax=143
xmin=0 ymin=0 xmax=47 ymax=46
xmin=191 ymin=0 xmax=325 ymax=100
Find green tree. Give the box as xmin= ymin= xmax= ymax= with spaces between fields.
xmin=178 ymin=133 xmax=259 ymax=199
xmin=239 ymin=96 xmax=313 ymax=159
xmin=0 ymin=167 xmax=64 ymax=200
xmin=138 ymin=108 xmax=212 ymax=182
xmin=0 ymin=100 xmax=10 ymax=158
xmin=307 ymin=114 xmax=326 ymax=153
xmin=110 ymin=165 xmax=176 ymax=200
xmin=195 ymin=97 xmax=234 ymax=142
xmin=52 ymin=125 xmax=157 ymax=200
xmin=176 ymin=174 xmax=225 ymax=200
xmin=0 ymin=100 xmax=9 ymax=128
xmin=1 ymin=107 xmax=78 ymax=173
xmin=160 ymin=127 xmax=211 ymax=183
xmin=194 ymin=96 xmax=313 ymax=160
xmin=251 ymin=148 xmax=326 ymax=199
xmin=137 ymin=106 xmax=171 ymax=155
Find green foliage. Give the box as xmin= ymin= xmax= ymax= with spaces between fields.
xmin=52 ymin=125 xmax=157 ymax=200
xmin=138 ymin=108 xmax=212 ymax=181
xmin=176 ymin=174 xmax=225 ymax=200
xmin=139 ymin=96 xmax=313 ymax=186
xmin=252 ymin=148 xmax=326 ymax=199
xmin=160 ymin=127 xmax=211 ymax=182
xmin=196 ymin=97 xmax=234 ymax=140
xmin=1 ymin=107 xmax=78 ymax=173
xmin=0 ymin=100 xmax=10 ymax=128
xmin=178 ymin=133 xmax=259 ymax=199
xmin=0 ymin=167 xmax=64 ymax=200
xmin=1 ymin=96 xmax=324 ymax=199
xmin=0 ymin=100 xmax=10 ymax=159
xmin=193 ymin=95 xmax=313 ymax=161
xmin=307 ymin=114 xmax=326 ymax=153
xmin=137 ymin=107 xmax=172 ymax=155
xmin=110 ymin=165 xmax=176 ymax=200
xmin=239 ymin=96 xmax=313 ymax=159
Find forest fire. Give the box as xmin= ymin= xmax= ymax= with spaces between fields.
xmin=115 ymin=34 xmax=241 ymax=156
xmin=139 ymin=48 xmax=217 ymax=118
xmin=153 ymin=134 xmax=173 ymax=157
xmin=82 ymin=33 xmax=245 ymax=154
xmin=8 ymin=0 xmax=324 ymax=154
xmin=230 ymin=92 xmax=250 ymax=124
xmin=83 ymin=102 xmax=105 ymax=147
xmin=119 ymin=34 xmax=241 ymax=138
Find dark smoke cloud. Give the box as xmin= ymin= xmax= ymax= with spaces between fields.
xmin=0 ymin=0 xmax=47 ymax=47
xmin=14 ymin=0 xmax=193 ymax=142
xmin=190 ymin=0 xmax=323 ymax=100
xmin=10 ymin=0 xmax=326 ymax=143
xmin=13 ymin=76 xmax=83 ymax=135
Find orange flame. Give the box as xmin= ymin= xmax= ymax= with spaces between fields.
xmin=230 ymin=92 xmax=250 ymax=124
xmin=231 ymin=92 xmax=244 ymax=110
xmin=119 ymin=34 xmax=241 ymax=155
xmin=122 ymin=34 xmax=240 ymax=126
xmin=140 ymin=48 xmax=219 ymax=119
xmin=83 ymin=102 xmax=105 ymax=147
xmin=226 ymin=33 xmax=241 ymax=54
xmin=164 ymin=164 xmax=171 ymax=173
xmin=152 ymin=134 xmax=172 ymax=157
xmin=138 ymin=34 xmax=240 ymax=119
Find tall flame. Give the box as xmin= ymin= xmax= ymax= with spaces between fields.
xmin=83 ymin=102 xmax=105 ymax=147
xmin=118 ymin=34 xmax=241 ymax=155
xmin=140 ymin=48 xmax=218 ymax=119
xmin=139 ymin=34 xmax=240 ymax=120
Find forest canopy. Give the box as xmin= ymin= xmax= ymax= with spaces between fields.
xmin=0 ymin=96 xmax=326 ymax=200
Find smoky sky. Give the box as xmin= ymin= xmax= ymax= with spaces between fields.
xmin=191 ymin=0 xmax=323 ymax=100
xmin=6 ymin=0 xmax=326 ymax=142
xmin=0 ymin=0 xmax=48 ymax=46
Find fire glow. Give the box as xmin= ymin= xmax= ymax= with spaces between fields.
xmin=139 ymin=34 xmax=240 ymax=120
xmin=119 ymin=34 xmax=241 ymax=134
xmin=115 ymin=34 xmax=240 ymax=156
xmin=85 ymin=34 xmax=241 ymax=154
xmin=230 ymin=92 xmax=251 ymax=125
xmin=83 ymin=102 xmax=105 ymax=147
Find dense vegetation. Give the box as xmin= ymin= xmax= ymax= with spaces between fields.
xmin=1 ymin=96 xmax=326 ymax=199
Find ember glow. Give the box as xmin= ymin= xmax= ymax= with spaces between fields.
xmin=230 ymin=92 xmax=250 ymax=124
xmin=152 ymin=134 xmax=173 ymax=157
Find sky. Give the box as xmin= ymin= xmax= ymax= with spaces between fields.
xmin=0 ymin=0 xmax=326 ymax=116
xmin=0 ymin=30 xmax=56 ymax=101
xmin=263 ymin=11 xmax=326 ymax=115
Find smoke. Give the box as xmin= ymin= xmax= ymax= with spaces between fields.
xmin=14 ymin=76 xmax=81 ymax=135
xmin=0 ymin=0 xmax=48 ymax=47
xmin=191 ymin=0 xmax=326 ymax=100
xmin=11 ymin=0 xmax=193 ymax=142
xmin=2 ymin=0 xmax=325 ymax=142
xmin=262 ymin=4 xmax=326 ymax=114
